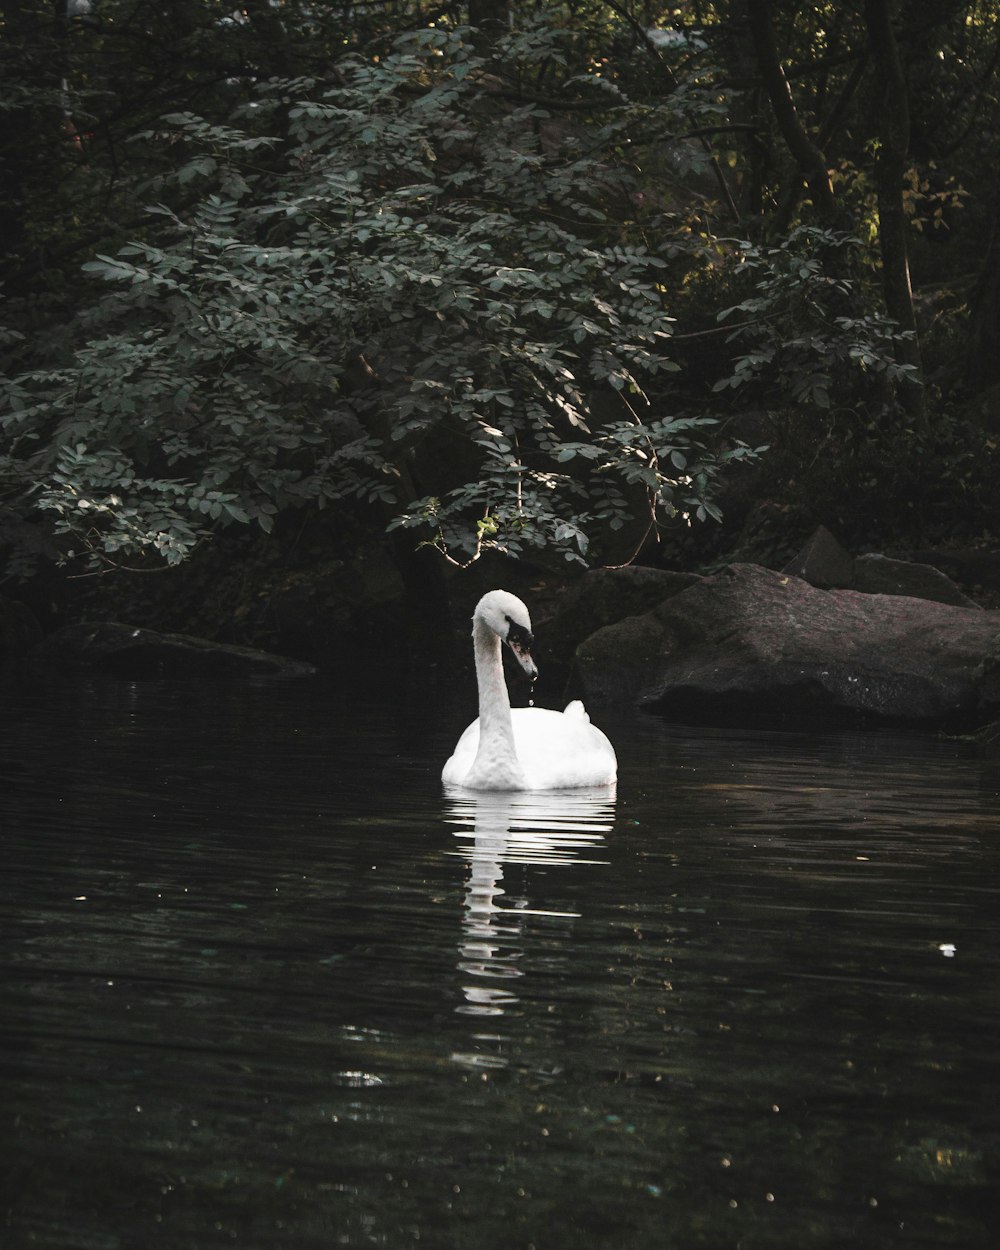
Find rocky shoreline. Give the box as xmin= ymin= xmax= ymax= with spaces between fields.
xmin=5 ymin=526 xmax=1000 ymax=731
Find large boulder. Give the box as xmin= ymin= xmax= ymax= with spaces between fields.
xmin=911 ymin=546 xmax=1000 ymax=605
xmin=782 ymin=524 xmax=855 ymax=589
xmin=783 ymin=526 xmax=978 ymax=606
xmin=30 ymin=622 xmax=316 ymax=680
xmin=852 ymin=552 xmax=979 ymax=608
xmin=542 ymin=566 xmax=701 ymax=665
xmin=575 ymin=563 xmax=1000 ymax=725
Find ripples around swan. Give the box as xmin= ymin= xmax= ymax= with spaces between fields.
xmin=446 ymin=789 xmax=616 ymax=1024
xmin=3 ymin=677 xmax=1000 ymax=1249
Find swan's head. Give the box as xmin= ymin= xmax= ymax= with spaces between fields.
xmin=474 ymin=589 xmax=538 ymax=679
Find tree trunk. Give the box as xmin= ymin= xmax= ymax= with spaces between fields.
xmin=745 ymin=0 xmax=837 ymax=223
xmin=0 ymin=0 xmax=71 ymax=295
xmin=966 ymin=195 xmax=1000 ymax=393
xmin=467 ymin=1 xmax=511 ymax=46
xmin=722 ymin=10 xmax=765 ymax=229
xmin=863 ymin=0 xmax=927 ymax=428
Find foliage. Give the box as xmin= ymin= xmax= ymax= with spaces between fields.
xmin=1 ymin=21 xmax=755 ymax=574
xmin=4 ymin=1 xmax=1000 ymax=589
xmin=712 ymin=228 xmax=919 ymax=416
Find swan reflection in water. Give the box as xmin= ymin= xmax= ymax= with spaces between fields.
xmin=444 ymin=787 xmax=617 ymax=1034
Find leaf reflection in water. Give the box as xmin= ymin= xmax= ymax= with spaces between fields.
xmin=444 ymin=788 xmax=616 ymax=1026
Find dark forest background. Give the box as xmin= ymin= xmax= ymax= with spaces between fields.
xmin=3 ymin=1 xmax=1000 ymax=654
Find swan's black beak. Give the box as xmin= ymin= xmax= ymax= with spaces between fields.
xmin=505 ymin=622 xmax=538 ymax=680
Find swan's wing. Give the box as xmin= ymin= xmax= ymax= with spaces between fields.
xmin=510 ymin=707 xmax=617 ymax=789
xmin=441 ymin=719 xmax=480 ymax=786
xmin=562 ymin=699 xmax=591 ymax=723
xmin=445 ymin=707 xmax=617 ymax=790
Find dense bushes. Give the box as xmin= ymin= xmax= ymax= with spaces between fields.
xmin=3 ymin=3 xmax=999 ymax=589
xmin=2 ymin=22 xmax=761 ymax=574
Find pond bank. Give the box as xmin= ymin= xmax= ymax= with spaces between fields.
xmin=5 ymin=524 xmax=1000 ymax=736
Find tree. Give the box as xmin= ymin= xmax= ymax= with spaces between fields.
xmin=863 ymin=0 xmax=925 ymax=426
xmin=1 ymin=20 xmax=756 ymax=576
xmin=4 ymin=1 xmax=999 ymax=591
xmin=745 ymin=0 xmax=837 ymax=225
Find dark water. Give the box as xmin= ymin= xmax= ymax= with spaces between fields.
xmin=2 ymin=675 xmax=999 ymax=1249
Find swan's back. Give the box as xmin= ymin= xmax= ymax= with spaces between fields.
xmin=513 ymin=705 xmax=617 ymax=789
xmin=443 ymin=702 xmax=617 ymax=791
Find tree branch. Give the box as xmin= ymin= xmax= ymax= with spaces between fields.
xmin=863 ymin=0 xmax=926 ymax=426
xmin=745 ymin=0 xmax=836 ymax=220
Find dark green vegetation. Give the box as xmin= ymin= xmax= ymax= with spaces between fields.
xmin=2 ymin=2 xmax=999 ymax=633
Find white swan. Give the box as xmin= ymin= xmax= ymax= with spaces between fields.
xmin=442 ymin=589 xmax=618 ymax=791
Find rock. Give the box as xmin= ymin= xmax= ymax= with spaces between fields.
xmin=575 ymin=563 xmax=1000 ymax=726
xmin=730 ymin=499 xmax=813 ymax=571
xmin=853 ymin=553 xmax=979 ymax=607
xmin=30 ymin=622 xmax=317 ymax=680
xmin=910 ymin=547 xmax=1000 ymax=603
xmin=545 ymin=566 xmax=701 ymax=663
xmin=1 ymin=595 xmax=43 ymax=661
xmin=782 ymin=526 xmax=855 ymax=588
xmin=261 ymin=546 xmax=407 ymax=657
xmin=782 ymin=529 xmax=977 ymax=605
xmin=531 ymin=565 xmax=702 ymax=683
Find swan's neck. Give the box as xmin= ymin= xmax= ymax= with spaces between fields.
xmin=470 ymin=616 xmax=524 ymax=787
xmin=474 ymin=618 xmax=515 ymax=744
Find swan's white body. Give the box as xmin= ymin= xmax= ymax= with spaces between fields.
xmin=442 ymin=590 xmax=617 ymax=791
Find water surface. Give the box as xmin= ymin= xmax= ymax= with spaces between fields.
xmin=2 ymin=676 xmax=999 ymax=1248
